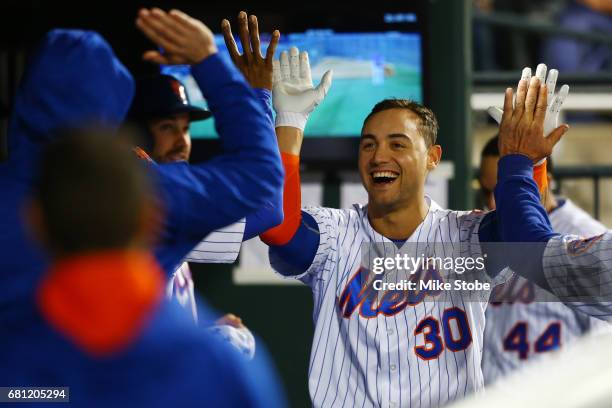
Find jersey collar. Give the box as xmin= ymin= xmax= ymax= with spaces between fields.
xmin=363 ymin=195 xmax=440 ymax=246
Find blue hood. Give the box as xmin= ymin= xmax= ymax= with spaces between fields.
xmin=8 ymin=29 xmax=134 ymax=165
xmin=0 ymin=29 xmax=134 ymax=308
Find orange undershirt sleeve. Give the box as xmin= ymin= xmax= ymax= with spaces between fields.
xmin=260 ymin=152 xmax=302 ymax=245
xmin=533 ymin=159 xmax=548 ymax=197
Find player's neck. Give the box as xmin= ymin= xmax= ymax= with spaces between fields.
xmin=368 ymin=196 xmax=429 ymax=240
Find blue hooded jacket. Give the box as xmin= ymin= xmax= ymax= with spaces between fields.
xmin=0 ymin=28 xmax=284 ymax=308
xmin=0 ymin=29 xmax=135 ymax=309
xmin=0 ymin=29 xmax=286 ymax=407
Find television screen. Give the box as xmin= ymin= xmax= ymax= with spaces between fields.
xmin=162 ymin=26 xmax=423 ymax=138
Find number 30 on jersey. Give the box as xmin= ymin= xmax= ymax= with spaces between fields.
xmin=414 ymin=307 xmax=473 ymax=360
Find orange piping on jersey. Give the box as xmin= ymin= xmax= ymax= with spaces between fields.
xmin=37 ymin=250 xmax=164 ymax=357
xmin=261 ymin=152 xmax=301 ymax=245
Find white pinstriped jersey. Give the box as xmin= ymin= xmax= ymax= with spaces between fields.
xmin=548 ymin=199 xmax=607 ymax=237
xmin=272 ymin=199 xmax=508 ymax=408
xmin=167 ymin=219 xmax=245 ymax=322
xmin=184 ymin=219 xmax=246 ymax=264
xmin=482 ymin=198 xmax=609 ymax=385
xmin=544 ymin=233 xmax=612 ymax=320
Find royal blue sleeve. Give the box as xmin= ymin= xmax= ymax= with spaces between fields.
xmin=268 ymin=211 xmax=320 ymax=274
xmin=243 ymin=88 xmax=283 ymax=241
xmin=253 ymin=88 xmax=274 ymax=125
xmin=494 ymin=155 xmax=557 ymax=243
xmin=481 ymin=154 xmax=559 ymax=288
xmin=225 ymin=87 xmax=313 ymax=263
xmin=244 ymin=200 xmax=283 ymax=241
xmin=154 ymin=55 xmax=283 ymax=240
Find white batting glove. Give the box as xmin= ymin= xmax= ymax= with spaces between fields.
xmin=272 ymin=46 xmax=333 ymax=130
xmin=488 ymin=63 xmax=569 ymax=164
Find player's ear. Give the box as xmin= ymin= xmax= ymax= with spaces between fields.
xmin=426 ymin=144 xmax=442 ymax=171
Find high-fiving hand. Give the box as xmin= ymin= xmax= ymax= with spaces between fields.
xmin=272 ymin=47 xmax=333 ymax=131
xmin=136 ymin=8 xmax=217 ymax=65
xmin=221 ymin=11 xmax=279 ymax=90
xmin=498 ymin=76 xmax=569 ymax=163
xmin=489 ymin=63 xmax=569 ymax=139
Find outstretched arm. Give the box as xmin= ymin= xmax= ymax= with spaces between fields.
xmin=494 ymin=72 xmax=568 ymax=244
xmin=136 ymin=8 xmax=283 ymax=240
xmin=492 ymin=75 xmax=612 ymax=320
xmin=479 ymin=71 xmax=564 ymax=286
xmin=221 ymin=12 xmax=284 ymax=240
xmin=220 ymin=13 xmax=331 ymax=251
xmin=261 ymin=46 xmax=333 ymax=274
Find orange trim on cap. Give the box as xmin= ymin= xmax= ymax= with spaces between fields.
xmin=261 ymin=152 xmax=302 ymax=246
xmin=133 ymin=146 xmax=154 ymax=163
xmin=37 ymin=250 xmax=165 ymax=357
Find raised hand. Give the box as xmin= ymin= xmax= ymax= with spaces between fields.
xmin=272 ymin=47 xmax=333 ymax=130
xmin=489 ymin=63 xmax=569 ymax=138
xmin=498 ymin=77 xmax=569 ymax=162
xmin=136 ymin=8 xmax=218 ymax=65
xmin=221 ymin=11 xmax=279 ymax=90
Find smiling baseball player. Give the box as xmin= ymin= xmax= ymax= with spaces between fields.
xmin=251 ymin=30 xmax=572 ymax=405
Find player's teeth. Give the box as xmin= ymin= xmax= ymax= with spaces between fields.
xmin=372 ymin=171 xmax=398 ymax=179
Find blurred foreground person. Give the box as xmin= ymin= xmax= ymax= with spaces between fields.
xmin=0 ymin=15 xmax=284 ymax=404
xmin=0 ymin=29 xmax=134 ymax=311
xmin=0 ymin=10 xmax=281 ymax=354
xmin=0 ymin=132 xmax=284 ymax=407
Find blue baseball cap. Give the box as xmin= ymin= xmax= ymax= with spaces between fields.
xmin=128 ymin=74 xmax=211 ymax=122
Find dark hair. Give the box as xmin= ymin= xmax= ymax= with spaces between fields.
xmin=362 ymin=99 xmax=439 ymax=146
xmin=35 ymin=130 xmax=153 ymax=254
xmin=481 ymin=134 xmax=500 ymax=157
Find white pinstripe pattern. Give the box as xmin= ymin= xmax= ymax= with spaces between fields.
xmin=272 ymin=199 xmax=505 ymax=408
xmin=548 ymin=199 xmax=606 ymax=237
xmin=483 ymin=199 xmax=610 ymax=385
xmin=183 ymin=219 xmax=245 ymax=263
xmin=544 ymin=232 xmax=612 ymax=318
xmin=168 ymin=220 xmax=246 ymax=321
